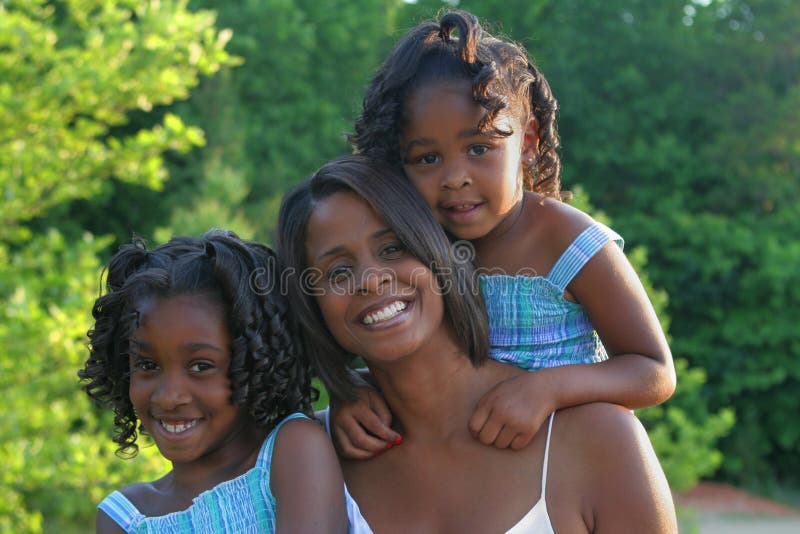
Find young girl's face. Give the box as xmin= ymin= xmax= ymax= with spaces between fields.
xmin=129 ymin=294 xmax=247 ymax=465
xmin=305 ymin=191 xmax=446 ymax=365
xmin=400 ymin=80 xmax=536 ymax=241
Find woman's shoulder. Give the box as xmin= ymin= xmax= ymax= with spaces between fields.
xmin=551 ymin=403 xmax=654 ymax=475
xmin=549 ymin=406 xmax=677 ymax=531
xmin=556 ymin=402 xmax=641 ymax=432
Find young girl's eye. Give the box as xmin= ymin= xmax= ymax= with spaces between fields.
xmin=189 ymin=361 xmax=214 ymax=373
xmin=132 ymin=358 xmax=158 ymax=372
xmin=414 ymin=153 xmax=440 ymax=165
xmin=467 ymin=144 xmax=490 ymax=156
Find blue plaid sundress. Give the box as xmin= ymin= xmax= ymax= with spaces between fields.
xmin=97 ymin=413 xmax=309 ymax=533
xmin=480 ymin=222 xmax=624 ymax=371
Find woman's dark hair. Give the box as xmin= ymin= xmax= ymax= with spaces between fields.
xmin=349 ymin=9 xmax=564 ymax=199
xmin=79 ymin=229 xmax=315 ymax=457
xmin=277 ymin=154 xmax=489 ymax=401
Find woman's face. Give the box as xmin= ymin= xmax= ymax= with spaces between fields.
xmin=305 ymin=191 xmax=445 ymax=364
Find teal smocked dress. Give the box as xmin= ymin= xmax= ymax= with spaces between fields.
xmin=480 ymin=222 xmax=624 ymax=370
xmin=97 ymin=412 xmax=308 ymax=533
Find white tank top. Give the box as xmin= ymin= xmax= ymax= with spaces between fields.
xmin=330 ymin=410 xmax=556 ymax=534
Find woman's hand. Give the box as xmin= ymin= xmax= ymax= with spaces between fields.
xmin=331 ymin=386 xmax=402 ymax=459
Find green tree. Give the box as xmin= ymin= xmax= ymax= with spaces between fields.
xmin=529 ymin=0 xmax=800 ymax=488
xmin=155 ymin=0 xmax=403 ymax=243
xmin=0 ymin=1 xmax=236 ymax=530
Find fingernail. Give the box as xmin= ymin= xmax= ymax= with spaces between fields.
xmin=386 ymin=443 xmax=393 ymax=449
xmin=394 ymin=436 xmax=403 ymax=446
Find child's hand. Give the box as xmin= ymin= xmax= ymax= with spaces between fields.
xmin=331 ymin=386 xmax=402 ymax=460
xmin=468 ymin=373 xmax=554 ymax=450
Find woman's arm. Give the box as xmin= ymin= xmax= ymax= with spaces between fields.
xmin=271 ymin=418 xmax=348 ymax=533
xmin=567 ymin=404 xmax=678 ymax=533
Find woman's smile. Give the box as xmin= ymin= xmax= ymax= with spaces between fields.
xmin=305 ymin=191 xmax=445 ymax=363
xmin=358 ymin=298 xmax=412 ymax=327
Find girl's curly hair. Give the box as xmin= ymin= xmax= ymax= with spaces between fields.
xmin=78 ymin=230 xmax=316 ymax=457
xmin=349 ymin=9 xmax=564 ymax=199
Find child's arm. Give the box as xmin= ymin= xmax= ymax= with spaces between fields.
xmin=271 ymin=418 xmax=348 ymax=533
xmin=470 ymin=235 xmax=675 ymax=449
xmin=329 ymin=385 xmax=401 ymax=459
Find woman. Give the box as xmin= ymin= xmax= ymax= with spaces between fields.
xmin=277 ymin=155 xmax=677 ymax=533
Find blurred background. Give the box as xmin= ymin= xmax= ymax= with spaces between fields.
xmin=1 ymin=0 xmax=798 ymax=531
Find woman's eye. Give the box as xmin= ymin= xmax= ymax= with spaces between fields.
xmin=381 ymin=243 xmax=406 ymax=258
xmin=327 ymin=265 xmax=352 ymax=283
xmin=189 ymin=361 xmax=214 ymax=373
xmin=467 ymin=144 xmax=489 ymax=156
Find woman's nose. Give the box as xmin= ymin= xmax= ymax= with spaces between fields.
xmin=357 ymin=265 xmax=394 ymax=295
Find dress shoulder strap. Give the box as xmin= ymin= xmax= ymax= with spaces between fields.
xmin=546 ymin=222 xmax=624 ymax=291
xmin=257 ymin=412 xmax=311 ymax=468
xmin=540 ymin=412 xmax=556 ymax=498
xmin=97 ymin=490 xmax=144 ymax=533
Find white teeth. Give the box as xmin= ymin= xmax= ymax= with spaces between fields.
xmin=160 ymin=420 xmax=198 ymax=434
xmin=363 ymin=301 xmax=407 ymax=325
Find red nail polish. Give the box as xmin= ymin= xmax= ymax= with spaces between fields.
xmin=394 ymin=436 xmax=403 ymax=446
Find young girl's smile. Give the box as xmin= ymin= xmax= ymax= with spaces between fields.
xmin=305 ymin=191 xmax=445 ymax=365
xmin=401 ymin=81 xmax=535 ymax=242
xmin=129 ymin=294 xmax=247 ymax=465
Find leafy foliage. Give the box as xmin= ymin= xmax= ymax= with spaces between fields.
xmin=0 ymin=0 xmax=236 ymax=241
xmin=2 ymin=0 xmax=798 ymax=529
xmin=0 ymin=232 xmax=169 ymax=532
xmin=0 ymin=1 xmax=236 ymax=530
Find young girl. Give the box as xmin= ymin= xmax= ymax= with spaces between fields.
xmin=79 ymin=230 xmax=346 ymax=533
xmin=333 ymin=9 xmax=676 ymax=458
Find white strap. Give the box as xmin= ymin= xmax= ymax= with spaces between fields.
xmin=541 ymin=412 xmax=555 ymax=497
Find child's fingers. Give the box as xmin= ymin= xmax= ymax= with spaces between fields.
xmin=493 ymin=426 xmax=518 ymax=449
xmin=510 ymin=433 xmax=532 ymax=451
xmin=468 ymin=399 xmax=492 ymax=437
xmin=474 ymin=412 xmax=503 ymax=446
xmin=357 ymin=407 xmax=400 ymax=444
